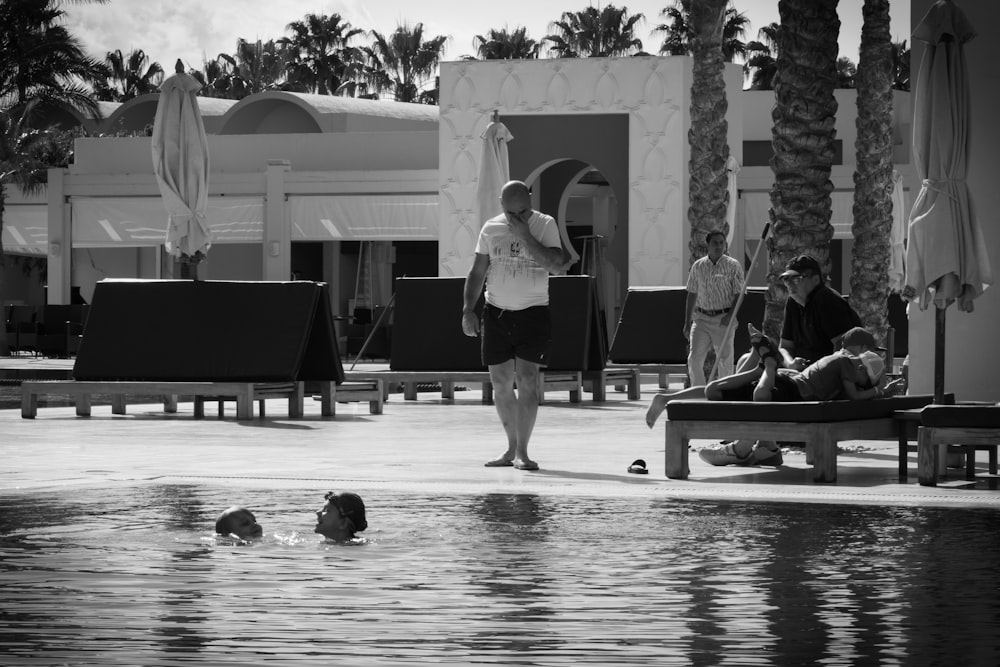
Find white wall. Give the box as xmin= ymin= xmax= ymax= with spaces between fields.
xmin=438 ymin=57 xmax=744 ymax=286
xmin=907 ymin=0 xmax=1000 ymax=401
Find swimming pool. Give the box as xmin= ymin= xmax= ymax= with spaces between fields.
xmin=2 ymin=484 xmax=998 ymax=665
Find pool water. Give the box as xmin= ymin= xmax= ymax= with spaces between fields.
xmin=2 ymin=484 xmax=999 ymax=665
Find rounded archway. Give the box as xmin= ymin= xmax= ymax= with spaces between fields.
xmin=524 ymin=159 xmax=622 ymax=338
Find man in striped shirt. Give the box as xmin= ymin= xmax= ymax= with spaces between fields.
xmin=683 ymin=230 xmax=745 ymax=386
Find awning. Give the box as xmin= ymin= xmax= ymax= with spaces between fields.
xmin=7 ymin=194 xmax=440 ymax=253
xmin=289 ymin=194 xmax=438 ymax=241
xmin=1 ymin=205 xmax=48 ymax=255
xmin=742 ymin=191 xmax=858 ymax=239
xmin=71 ymin=197 xmax=264 ymax=246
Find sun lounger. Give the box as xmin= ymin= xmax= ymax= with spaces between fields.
xmin=917 ymin=405 xmax=1000 ymax=486
xmin=342 ymin=370 xmax=588 ymax=404
xmin=663 ymin=394 xmax=940 ymax=483
xmin=21 ymin=380 xmax=305 ymax=419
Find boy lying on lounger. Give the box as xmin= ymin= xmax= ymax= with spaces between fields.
xmin=645 ymin=326 xmax=904 ymax=465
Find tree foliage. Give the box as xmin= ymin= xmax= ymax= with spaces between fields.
xmin=544 ymin=5 xmax=645 ymax=58
xmin=656 ymin=0 xmax=749 ymax=62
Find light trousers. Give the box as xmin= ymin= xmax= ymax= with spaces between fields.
xmin=687 ymin=313 xmax=736 ymax=386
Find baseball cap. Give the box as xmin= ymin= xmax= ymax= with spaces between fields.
xmin=858 ymin=350 xmax=885 ymax=386
xmin=779 ymin=255 xmax=822 ymax=279
xmin=840 ymin=326 xmax=887 ymax=351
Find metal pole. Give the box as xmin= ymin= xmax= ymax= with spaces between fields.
xmin=349 ymin=291 xmax=397 ymax=371
xmin=708 ymin=222 xmax=771 ymax=381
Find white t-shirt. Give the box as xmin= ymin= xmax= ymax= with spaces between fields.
xmin=474 ymin=210 xmax=561 ymax=310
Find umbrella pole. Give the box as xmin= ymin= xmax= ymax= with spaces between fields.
xmin=934 ymin=306 xmax=946 ymax=404
xmin=349 ymin=291 xmax=397 ymax=371
xmin=708 ymin=222 xmax=771 ymax=381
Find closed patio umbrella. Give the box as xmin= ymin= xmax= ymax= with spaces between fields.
xmin=476 ymin=111 xmax=579 ymax=266
xmin=152 ymin=60 xmax=211 ymax=279
xmin=477 ymin=112 xmax=512 ymax=225
xmin=903 ymin=0 xmax=992 ymax=402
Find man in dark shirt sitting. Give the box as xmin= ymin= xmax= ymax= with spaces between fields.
xmin=774 ymin=254 xmax=864 ymax=371
xmin=713 ymin=254 xmax=864 ymax=466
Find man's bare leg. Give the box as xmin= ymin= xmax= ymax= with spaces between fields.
xmin=486 ymin=359 xmax=518 ymax=465
xmin=512 ymin=358 xmax=541 ymax=467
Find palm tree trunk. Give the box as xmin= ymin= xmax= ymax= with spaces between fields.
xmin=687 ymin=0 xmax=731 ymax=263
xmin=850 ymin=0 xmax=894 ymax=347
xmin=0 ymin=187 xmax=10 ymax=356
xmin=765 ymin=0 xmax=841 ymax=338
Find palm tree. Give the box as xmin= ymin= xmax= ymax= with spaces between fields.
xmin=655 ymin=0 xmax=750 ymax=63
xmin=471 ymin=26 xmax=540 ymax=60
xmin=93 ymin=49 xmax=163 ymax=102
xmin=217 ymin=38 xmax=290 ymax=99
xmin=891 ymin=40 xmax=910 ymax=91
xmin=0 ymin=102 xmax=67 ymax=354
xmin=0 ymin=0 xmax=104 ymax=118
xmin=743 ymin=22 xmax=779 ymax=90
xmin=686 ymin=0 xmax=732 ymax=264
xmin=849 ymin=0 xmax=894 ymax=346
xmin=762 ymin=0 xmax=840 ymax=339
xmin=279 ymin=12 xmax=365 ymax=95
xmin=191 ymin=58 xmax=232 ymax=99
xmin=835 ymin=56 xmax=857 ymax=88
xmin=544 ymin=5 xmax=645 ymax=58
xmin=362 ymin=23 xmax=449 ymax=103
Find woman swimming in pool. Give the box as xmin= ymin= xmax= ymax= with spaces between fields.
xmin=315 ymin=491 xmax=368 ymax=542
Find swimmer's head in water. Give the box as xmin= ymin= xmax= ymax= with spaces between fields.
xmin=215 ymin=506 xmax=263 ymax=539
xmin=315 ymin=491 xmax=367 ymax=541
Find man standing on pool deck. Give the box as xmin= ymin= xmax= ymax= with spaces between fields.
xmin=462 ymin=180 xmax=566 ymax=471
xmin=683 ymin=230 xmax=744 ymax=385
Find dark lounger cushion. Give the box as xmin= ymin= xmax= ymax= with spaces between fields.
xmin=666 ymin=394 xmax=944 ymax=423
xmin=920 ymin=405 xmax=1000 ymax=428
xmin=73 ymin=279 xmax=343 ymax=383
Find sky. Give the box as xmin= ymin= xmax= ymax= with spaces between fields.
xmin=63 ymin=0 xmax=912 ymax=76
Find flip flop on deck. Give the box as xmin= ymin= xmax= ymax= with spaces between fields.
xmin=627 ymin=459 xmax=648 ymax=474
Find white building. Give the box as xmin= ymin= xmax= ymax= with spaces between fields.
xmin=4 ymin=6 xmax=999 ymax=402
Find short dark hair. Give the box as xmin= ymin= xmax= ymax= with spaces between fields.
xmin=705 ymin=230 xmax=726 ymax=244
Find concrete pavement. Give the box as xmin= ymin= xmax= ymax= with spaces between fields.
xmin=2 ymin=369 xmax=998 ymax=509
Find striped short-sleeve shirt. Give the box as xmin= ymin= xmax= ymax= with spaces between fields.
xmin=686 ymin=254 xmax=744 ymax=311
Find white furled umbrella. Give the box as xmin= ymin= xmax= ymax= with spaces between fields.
xmin=477 ymin=113 xmax=513 ymax=225
xmin=887 ymin=170 xmax=906 ymax=291
xmin=724 ymin=155 xmax=740 ymax=248
xmin=152 ymin=60 xmax=211 ymax=279
xmin=903 ymin=0 xmax=992 ymax=402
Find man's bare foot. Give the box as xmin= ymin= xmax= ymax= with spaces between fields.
xmin=645 ymin=394 xmax=668 ymax=428
xmin=513 ymin=459 xmax=539 ymax=470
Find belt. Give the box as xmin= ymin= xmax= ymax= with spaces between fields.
xmin=696 ymin=306 xmax=732 ymax=316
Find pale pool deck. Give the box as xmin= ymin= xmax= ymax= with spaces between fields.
xmin=1 ymin=358 xmax=998 ymax=509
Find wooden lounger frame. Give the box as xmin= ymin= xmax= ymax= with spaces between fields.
xmin=343 ymin=367 xmax=640 ymax=404
xmin=665 ymin=417 xmax=899 ymax=483
xmin=21 ymin=379 xmax=384 ymax=420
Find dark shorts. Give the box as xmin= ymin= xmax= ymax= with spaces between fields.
xmin=481 ymin=303 xmax=551 ymax=366
xmin=716 ymin=370 xmax=804 ymax=402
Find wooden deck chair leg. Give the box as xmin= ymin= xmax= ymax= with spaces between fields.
xmin=665 ymin=422 xmax=690 ymax=479
xmin=319 ymin=381 xmax=335 ymax=417
xmin=917 ymin=426 xmax=938 ymax=486
xmin=288 ymin=383 xmax=304 ymax=418
xmin=236 ymin=386 xmax=253 ymax=420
